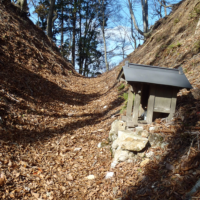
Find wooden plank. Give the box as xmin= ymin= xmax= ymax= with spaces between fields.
xmin=139 ymin=104 xmax=145 ymax=116
xmin=139 ymin=84 xmax=144 ymax=116
xmin=154 ymin=85 xmax=172 ymax=111
xmin=122 ymin=116 xmax=127 ymax=121
xmin=168 ymin=88 xmax=178 ymax=121
xmin=132 ymin=91 xmax=141 ymax=125
xmin=126 ymin=86 xmax=134 ymax=121
xmin=153 ymin=107 xmax=170 ymax=113
xmin=146 ymin=85 xmax=156 ymax=124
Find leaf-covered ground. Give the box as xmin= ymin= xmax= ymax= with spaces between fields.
xmin=0 ymin=1 xmax=200 ymax=200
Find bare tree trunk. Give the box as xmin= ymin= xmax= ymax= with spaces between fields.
xmin=128 ymin=0 xmax=145 ymax=37
xmin=83 ymin=58 xmax=88 ymax=77
xmin=16 ymin=0 xmax=28 ymax=12
xmin=72 ymin=0 xmax=77 ymax=67
xmin=78 ymin=6 xmax=83 ymax=75
xmin=128 ymin=0 xmax=155 ymax=39
xmin=102 ymin=28 xmax=109 ymax=71
xmin=163 ymin=0 xmax=167 ymax=16
xmin=157 ymin=0 xmax=173 ymax=9
xmin=61 ymin=6 xmax=64 ymax=56
xmin=131 ymin=16 xmax=137 ymax=48
xmin=47 ymin=0 xmax=55 ymax=38
xmin=141 ymin=0 xmax=148 ymax=34
xmin=98 ymin=0 xmax=109 ymax=71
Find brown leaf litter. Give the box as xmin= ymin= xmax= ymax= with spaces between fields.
xmin=1 ymin=0 xmax=200 ymax=199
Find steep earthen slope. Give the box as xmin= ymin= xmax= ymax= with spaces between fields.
xmin=117 ymin=0 xmax=200 ymax=199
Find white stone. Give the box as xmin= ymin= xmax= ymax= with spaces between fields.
xmin=149 ymin=127 xmax=155 ymax=131
xmin=74 ymin=147 xmax=82 ymax=152
xmin=109 ymin=120 xmax=126 ymax=142
xmin=103 ymin=105 xmax=107 ymax=109
xmin=140 ymin=158 xmax=150 ymax=167
xmin=114 ymin=149 xmax=130 ymax=162
xmin=141 ymin=130 xmax=149 ymax=138
xmin=24 ymin=187 xmax=30 ymax=192
xmin=121 ymin=138 xmax=148 ymax=151
xmin=113 ymin=130 xmax=148 ymax=151
xmin=111 ymin=161 xmax=118 ymax=168
xmin=98 ymin=141 xmax=109 ymax=148
xmin=160 ymin=142 xmax=168 ymax=149
xmin=97 ymin=142 xmax=102 ymax=148
xmin=135 ymin=127 xmax=143 ymax=135
xmin=138 ymin=152 xmax=145 ymax=157
xmin=146 ymin=151 xmax=154 ymax=157
xmin=113 ymin=149 xmax=135 ymax=164
xmin=86 ymin=175 xmax=95 ymax=180
xmin=148 ymin=133 xmax=164 ymax=147
xmin=127 ymin=158 xmax=135 ymax=163
xmin=105 ymin=172 xmax=114 ymax=179
xmin=118 ymin=130 xmax=139 ymax=140
xmin=112 ymin=139 xmax=120 ymax=150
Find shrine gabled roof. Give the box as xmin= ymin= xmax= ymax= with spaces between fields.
xmin=122 ymin=62 xmax=192 ymax=89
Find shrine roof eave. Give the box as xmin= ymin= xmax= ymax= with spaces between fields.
xmin=123 ymin=63 xmax=192 ymax=89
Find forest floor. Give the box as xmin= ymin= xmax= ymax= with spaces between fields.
xmin=1 ymin=0 xmax=200 ymax=200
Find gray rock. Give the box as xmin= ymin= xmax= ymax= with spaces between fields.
xmin=141 ymin=130 xmax=149 ymax=138
xmin=97 ymin=142 xmax=109 ymax=148
xmin=127 ymin=158 xmax=135 ymax=163
xmin=113 ymin=130 xmax=148 ymax=151
xmin=86 ymin=175 xmax=95 ymax=180
xmin=140 ymin=158 xmax=150 ymax=167
xmin=160 ymin=142 xmax=168 ymax=149
xmin=155 ymin=155 xmax=161 ymax=160
xmin=105 ymin=172 xmax=114 ymax=179
xmin=138 ymin=152 xmax=145 ymax=157
xmin=146 ymin=151 xmax=154 ymax=157
xmin=166 ymin=163 xmax=174 ymax=171
xmin=112 ymin=149 xmax=135 ymax=166
xmin=149 ymin=127 xmax=155 ymax=131
xmin=111 ymin=161 xmax=118 ymax=168
xmin=109 ymin=120 xmax=126 ymax=142
xmin=74 ymin=147 xmax=82 ymax=152
xmin=148 ymin=133 xmax=164 ymax=147
xmin=135 ymin=127 xmax=143 ymax=135
xmin=121 ymin=137 xmax=148 ymax=151
xmin=115 ymin=149 xmax=132 ymax=162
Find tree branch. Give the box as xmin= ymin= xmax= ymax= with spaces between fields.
xmin=157 ymin=0 xmax=173 ymax=8
xmin=128 ymin=0 xmax=153 ymax=38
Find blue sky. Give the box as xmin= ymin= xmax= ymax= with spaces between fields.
xmin=28 ymin=0 xmax=182 ymax=71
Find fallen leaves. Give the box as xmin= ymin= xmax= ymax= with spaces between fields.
xmin=0 ymin=173 xmax=6 ymax=186
xmin=66 ymin=173 xmax=74 ymax=181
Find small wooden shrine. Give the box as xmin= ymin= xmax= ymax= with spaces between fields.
xmin=118 ymin=62 xmax=192 ymax=127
